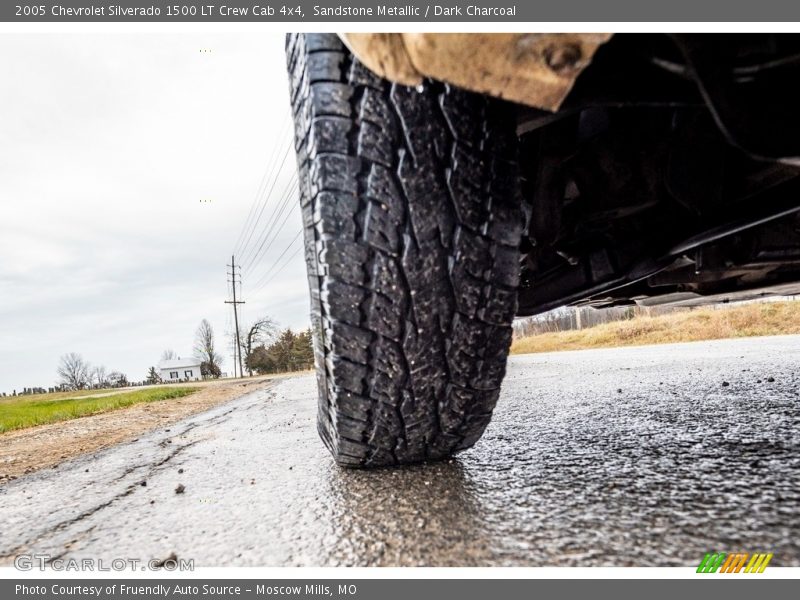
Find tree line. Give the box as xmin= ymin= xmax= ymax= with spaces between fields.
xmin=52 ymin=315 xmax=313 ymax=391
xmin=56 ymin=352 xmax=129 ymax=391
xmin=149 ymin=316 xmax=313 ymax=381
xmin=245 ymin=328 xmax=314 ymax=374
xmin=219 ymin=315 xmax=314 ymax=375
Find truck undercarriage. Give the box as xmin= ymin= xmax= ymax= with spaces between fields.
xmin=288 ymin=32 xmax=800 ymax=466
xmin=515 ymin=34 xmax=800 ymax=316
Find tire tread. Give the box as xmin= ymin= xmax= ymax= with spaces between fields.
xmin=286 ymin=33 xmax=523 ymax=467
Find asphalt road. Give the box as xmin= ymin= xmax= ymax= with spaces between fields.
xmin=1 ymin=336 xmax=799 ymax=567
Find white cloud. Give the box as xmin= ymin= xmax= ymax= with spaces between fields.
xmin=0 ymin=33 xmax=310 ymax=392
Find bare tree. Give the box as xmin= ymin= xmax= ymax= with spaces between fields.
xmin=57 ymin=353 xmax=91 ymax=390
xmin=194 ymin=318 xmax=222 ymax=378
xmin=160 ymin=349 xmax=177 ymax=362
xmin=91 ymin=365 xmax=109 ymax=389
xmin=107 ymin=371 xmax=129 ymax=388
xmin=240 ymin=316 xmax=278 ymax=375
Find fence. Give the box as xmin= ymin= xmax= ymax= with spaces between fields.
xmin=513 ymin=306 xmax=677 ymax=338
xmin=512 ymin=296 xmax=797 ymax=338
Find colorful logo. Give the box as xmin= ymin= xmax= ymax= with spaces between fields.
xmin=697 ymin=552 xmax=773 ymax=573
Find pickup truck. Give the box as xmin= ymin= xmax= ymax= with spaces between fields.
xmin=286 ymin=33 xmax=800 ymax=467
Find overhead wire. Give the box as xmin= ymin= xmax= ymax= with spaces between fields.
xmin=240 ymin=173 xmax=299 ymax=274
xmin=241 ymin=180 xmax=299 ymax=276
xmin=248 ymin=227 xmax=304 ymax=296
xmin=228 ymin=107 xmax=304 ymax=309
xmin=231 ymin=110 xmax=292 ymax=258
xmin=236 ymin=143 xmax=294 ymax=268
xmin=257 ymin=245 xmax=304 ymax=291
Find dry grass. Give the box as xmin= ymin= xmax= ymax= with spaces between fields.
xmin=511 ymin=301 xmax=800 ymax=355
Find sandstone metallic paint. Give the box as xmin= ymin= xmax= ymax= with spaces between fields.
xmin=340 ymin=33 xmax=613 ymax=111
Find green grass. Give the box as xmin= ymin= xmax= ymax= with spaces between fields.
xmin=0 ymin=387 xmax=131 ymax=404
xmin=0 ymin=387 xmax=198 ymax=433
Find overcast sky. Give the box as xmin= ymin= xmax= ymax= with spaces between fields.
xmin=0 ymin=33 xmax=309 ymax=392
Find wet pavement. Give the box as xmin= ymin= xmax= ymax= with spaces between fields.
xmin=1 ymin=335 xmax=798 ymax=566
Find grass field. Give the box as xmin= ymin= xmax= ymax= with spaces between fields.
xmin=511 ymin=301 xmax=800 ymax=355
xmin=0 ymin=382 xmax=207 ymax=404
xmin=0 ymin=387 xmax=198 ymax=433
xmin=0 ymin=387 xmax=134 ymax=404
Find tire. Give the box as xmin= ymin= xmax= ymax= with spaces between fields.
xmin=286 ymin=33 xmax=525 ymax=467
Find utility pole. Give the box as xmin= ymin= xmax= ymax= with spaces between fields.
xmin=225 ymin=255 xmax=245 ymax=378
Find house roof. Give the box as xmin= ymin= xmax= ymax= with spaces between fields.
xmin=158 ymin=358 xmax=202 ymax=370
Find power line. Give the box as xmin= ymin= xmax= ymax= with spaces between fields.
xmin=248 ymin=228 xmax=304 ymax=296
xmin=232 ymin=111 xmax=292 ymax=258
xmin=227 ymin=112 xmax=301 ymax=321
xmin=254 ymin=243 xmax=305 ymax=294
xmin=236 ymin=143 xmax=294 ymax=268
xmin=232 ymin=157 xmax=276 ymax=258
xmin=236 ymin=141 xmax=293 ymax=264
xmin=252 ymin=227 xmax=303 ymax=287
xmin=240 ymin=168 xmax=298 ymax=273
xmin=242 ymin=182 xmax=299 ymax=277
xmin=240 ymin=173 xmax=299 ymax=274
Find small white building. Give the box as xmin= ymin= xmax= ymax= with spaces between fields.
xmin=158 ymin=358 xmax=203 ymax=382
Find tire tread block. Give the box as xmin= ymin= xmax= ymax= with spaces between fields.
xmin=287 ymin=33 xmax=523 ymax=467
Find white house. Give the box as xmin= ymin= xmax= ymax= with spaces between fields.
xmin=158 ymin=358 xmax=202 ymax=382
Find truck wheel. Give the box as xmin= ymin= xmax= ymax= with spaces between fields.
xmin=286 ymin=33 xmax=524 ymax=467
